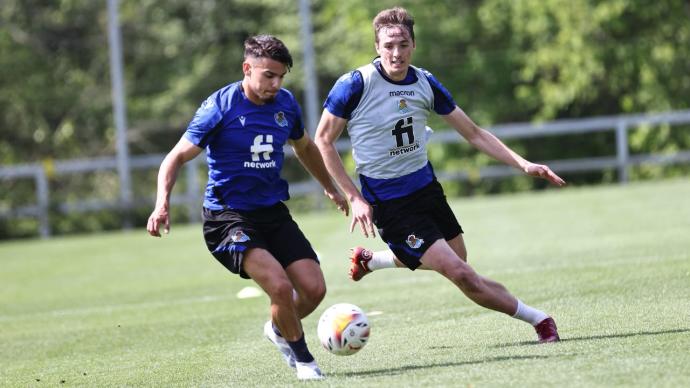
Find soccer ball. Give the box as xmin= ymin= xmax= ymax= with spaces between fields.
xmin=317 ymin=303 xmax=370 ymax=356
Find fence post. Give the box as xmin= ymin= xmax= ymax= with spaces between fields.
xmin=616 ymin=120 xmax=629 ymax=183
xmin=35 ymin=166 xmax=51 ymax=238
xmin=185 ymin=158 xmax=201 ymax=223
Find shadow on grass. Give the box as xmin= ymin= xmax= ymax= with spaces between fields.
xmin=328 ymin=328 xmax=689 ymax=378
xmin=328 ymin=354 xmax=553 ymax=378
xmin=492 ymin=328 xmax=690 ymax=348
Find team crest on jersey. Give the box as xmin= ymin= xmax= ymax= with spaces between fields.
xmin=274 ymin=111 xmax=288 ymax=127
xmin=231 ymin=230 xmax=250 ymax=243
xmin=398 ymin=99 xmax=410 ymax=114
xmin=406 ymin=234 xmax=424 ymax=249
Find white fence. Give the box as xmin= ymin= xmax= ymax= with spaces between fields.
xmin=2 ymin=109 xmax=690 ymax=238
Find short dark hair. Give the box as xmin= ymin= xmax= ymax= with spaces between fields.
xmin=373 ymin=7 xmax=415 ymax=43
xmin=243 ymin=35 xmax=293 ymax=70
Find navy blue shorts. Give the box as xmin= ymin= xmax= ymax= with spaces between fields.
xmin=372 ymin=180 xmax=463 ymax=270
xmin=202 ymin=202 xmax=318 ymax=279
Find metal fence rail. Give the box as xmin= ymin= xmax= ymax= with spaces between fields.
xmin=2 ymin=109 xmax=690 ymax=238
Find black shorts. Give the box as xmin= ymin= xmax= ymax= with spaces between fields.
xmin=202 ymin=202 xmax=318 ymax=279
xmin=372 ymin=180 xmax=463 ymax=270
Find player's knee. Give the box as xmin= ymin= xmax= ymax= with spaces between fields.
xmin=450 ymin=267 xmax=481 ymax=293
xmin=266 ymin=279 xmax=294 ymax=302
xmin=301 ymin=281 xmax=326 ymax=305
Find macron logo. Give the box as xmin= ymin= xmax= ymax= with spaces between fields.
xmin=245 ymin=134 xmax=276 ymax=169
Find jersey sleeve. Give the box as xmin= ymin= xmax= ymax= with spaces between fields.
xmin=421 ymin=69 xmax=457 ymax=115
xmin=183 ymin=93 xmax=224 ymax=148
xmin=323 ymin=70 xmax=364 ymax=119
xmin=289 ymin=95 xmax=305 ymax=140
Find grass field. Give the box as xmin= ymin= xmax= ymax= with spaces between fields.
xmin=1 ymin=179 xmax=689 ymax=387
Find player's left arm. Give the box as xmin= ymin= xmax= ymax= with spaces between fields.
xmin=289 ymin=133 xmax=349 ymax=215
xmin=442 ymin=107 xmax=566 ymax=186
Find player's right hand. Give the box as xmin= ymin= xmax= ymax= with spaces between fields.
xmin=349 ymin=197 xmax=376 ymax=238
xmin=147 ymin=206 xmax=170 ymax=237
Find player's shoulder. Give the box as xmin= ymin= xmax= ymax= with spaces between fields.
xmin=413 ymin=65 xmax=445 ymax=89
xmin=331 ymin=69 xmax=364 ymax=93
xmin=413 ymin=65 xmax=435 ymax=80
xmin=275 ymin=88 xmax=300 ymax=110
xmin=205 ymin=81 xmax=243 ymax=113
xmin=277 ymin=87 xmax=296 ymax=100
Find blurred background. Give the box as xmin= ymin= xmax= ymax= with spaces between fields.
xmin=1 ymin=0 xmax=689 ymax=240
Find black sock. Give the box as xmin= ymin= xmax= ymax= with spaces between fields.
xmin=287 ymin=333 xmax=314 ymax=363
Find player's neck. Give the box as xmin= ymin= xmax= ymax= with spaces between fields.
xmin=378 ymin=63 xmax=409 ymax=82
xmin=241 ymin=79 xmax=266 ymax=105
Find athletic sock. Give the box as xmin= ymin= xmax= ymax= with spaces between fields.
xmin=368 ymin=250 xmax=397 ymax=270
xmin=512 ymin=299 xmax=549 ymax=326
xmin=287 ymin=333 xmax=314 ymax=363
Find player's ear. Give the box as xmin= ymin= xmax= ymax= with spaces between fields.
xmin=242 ymin=61 xmax=251 ymax=77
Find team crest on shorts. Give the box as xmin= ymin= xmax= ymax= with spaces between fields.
xmin=406 ymin=234 xmax=424 ymax=249
xmin=231 ymin=230 xmax=250 ymax=243
xmin=398 ymin=99 xmax=410 ymax=114
xmin=274 ymin=111 xmax=288 ymax=127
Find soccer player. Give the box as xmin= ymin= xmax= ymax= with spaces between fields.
xmin=314 ymin=7 xmax=563 ymax=343
xmin=147 ymin=35 xmax=348 ymax=380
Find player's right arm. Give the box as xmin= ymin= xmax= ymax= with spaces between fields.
xmin=147 ymin=137 xmax=203 ymax=237
xmin=314 ymin=110 xmax=376 ymax=238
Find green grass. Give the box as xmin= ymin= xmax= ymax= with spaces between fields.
xmin=2 ymin=179 xmax=689 ymax=387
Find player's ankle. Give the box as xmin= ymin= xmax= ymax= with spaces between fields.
xmin=369 ymin=250 xmax=397 ymax=270
xmin=287 ymin=333 xmax=315 ymax=363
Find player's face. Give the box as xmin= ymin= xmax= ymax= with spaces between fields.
xmin=375 ymin=26 xmax=415 ymax=81
xmin=242 ymin=56 xmax=288 ymax=104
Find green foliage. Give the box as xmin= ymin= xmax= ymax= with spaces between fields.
xmin=1 ymin=0 xmax=689 ymax=237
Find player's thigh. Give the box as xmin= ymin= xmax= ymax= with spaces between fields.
xmin=243 ymin=247 xmax=292 ymax=297
xmin=265 ymin=212 xmax=319 ymax=269
xmin=447 ymin=234 xmax=467 ymax=261
xmin=286 ymin=258 xmax=326 ymax=298
xmin=420 ymin=238 xmax=470 ymax=277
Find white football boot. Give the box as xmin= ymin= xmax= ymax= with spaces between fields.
xmin=263 ymin=321 xmax=296 ymax=368
xmin=295 ymin=360 xmax=325 ymax=380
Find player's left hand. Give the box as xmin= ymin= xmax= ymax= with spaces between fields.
xmin=324 ymin=189 xmax=349 ymax=216
xmin=524 ymin=162 xmax=566 ymax=186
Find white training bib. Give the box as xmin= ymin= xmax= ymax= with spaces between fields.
xmin=347 ymin=62 xmax=434 ymax=179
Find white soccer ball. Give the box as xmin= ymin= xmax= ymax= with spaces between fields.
xmin=317 ymin=303 xmax=370 ymax=356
